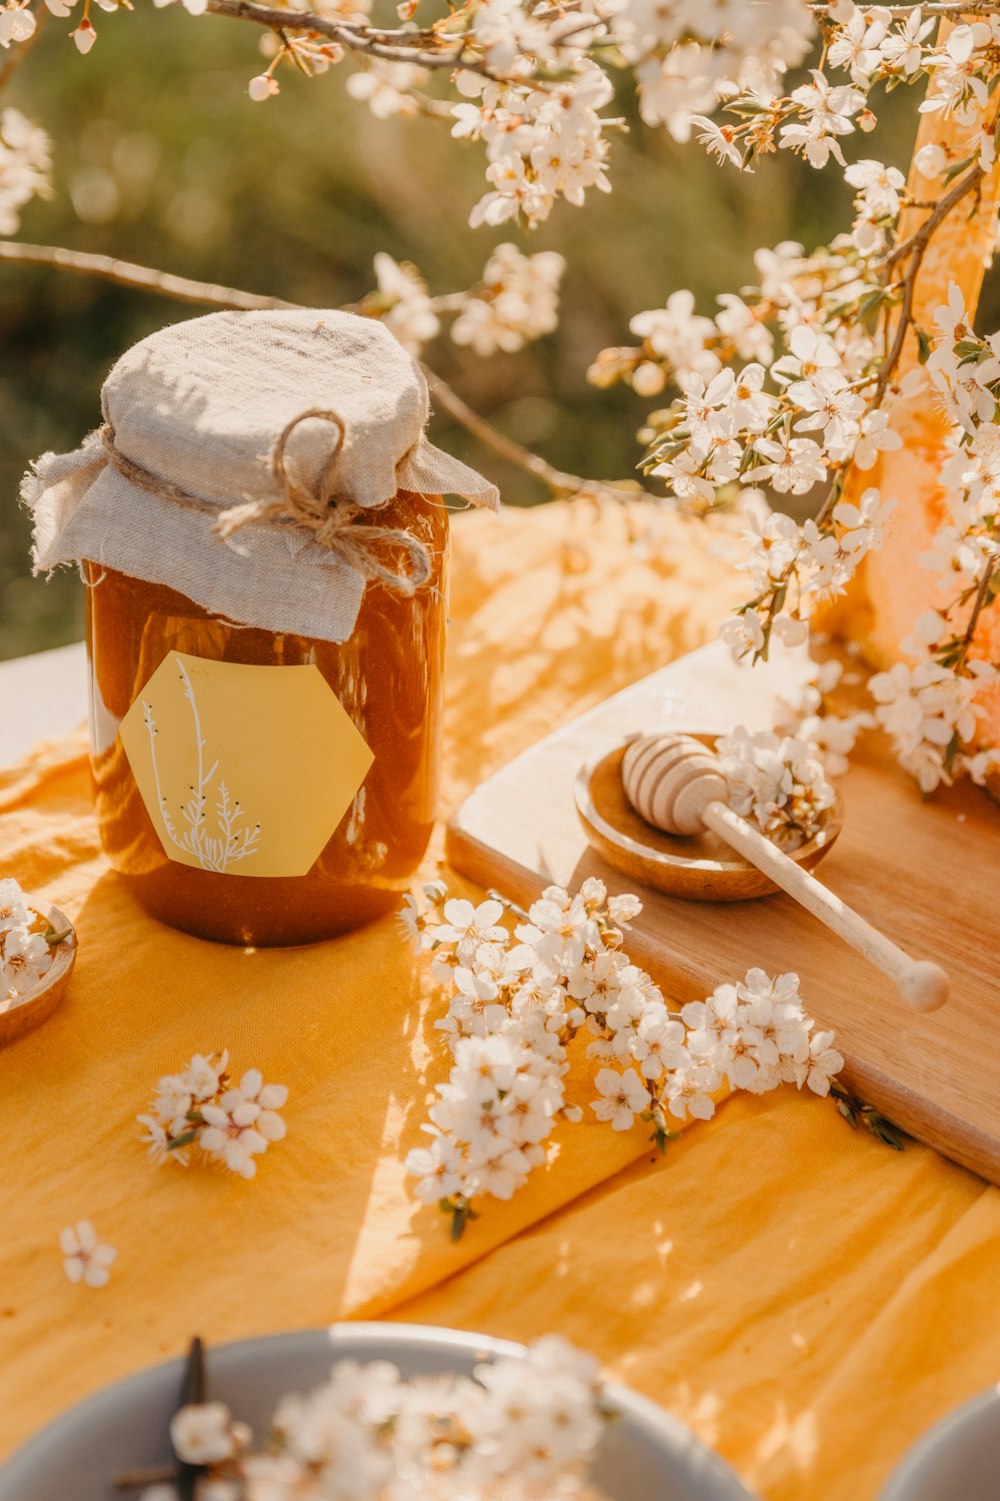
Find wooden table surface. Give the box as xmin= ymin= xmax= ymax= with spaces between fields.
xmin=0 ymin=642 xmax=87 ymax=763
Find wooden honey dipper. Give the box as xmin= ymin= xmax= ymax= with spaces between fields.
xmin=621 ymin=733 xmax=950 ymax=1012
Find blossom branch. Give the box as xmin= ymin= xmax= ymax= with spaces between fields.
xmin=422 ymin=363 xmax=661 ymax=505
xmin=0 ymin=238 xmax=291 ymax=310
xmin=203 ymin=0 xmax=487 ymax=73
xmin=0 ymin=236 xmax=668 ymax=509
xmin=958 ymin=557 xmax=998 ymax=663
xmin=873 ymin=163 xmax=987 ymax=406
xmin=812 ymin=3 xmax=1000 ymax=12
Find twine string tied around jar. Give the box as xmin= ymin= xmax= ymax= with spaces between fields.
xmin=98 ymin=409 xmax=432 ymax=596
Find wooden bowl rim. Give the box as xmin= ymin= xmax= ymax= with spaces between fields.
xmin=574 ymin=738 xmax=844 ymax=878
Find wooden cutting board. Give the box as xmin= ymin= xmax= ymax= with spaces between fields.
xmin=446 ymin=641 xmax=1000 ymax=1184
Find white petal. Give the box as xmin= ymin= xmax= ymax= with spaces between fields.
xmin=75 ymin=1220 xmax=97 ymax=1251
xmin=258 ymin=1083 xmax=288 ymax=1110
xmin=257 ymin=1111 xmax=286 ymax=1142
xmin=240 ymin=1068 xmax=263 ymax=1099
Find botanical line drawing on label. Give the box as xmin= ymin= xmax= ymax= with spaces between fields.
xmin=141 ymin=657 xmax=261 ymax=874
xmin=119 ymin=651 xmax=375 ymax=879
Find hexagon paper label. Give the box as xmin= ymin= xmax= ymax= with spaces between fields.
xmin=119 ymin=651 xmax=373 ymax=878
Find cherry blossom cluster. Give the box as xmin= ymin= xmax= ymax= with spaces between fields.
xmin=866 ymin=282 xmax=1000 ymax=792
xmin=0 ymin=107 xmax=49 ymax=238
xmin=146 ymin=1337 xmax=608 ymax=1501
xmin=772 ymin=654 xmax=875 ymax=779
xmin=0 ymin=875 xmax=63 ymax=1014
xmin=138 ymin=1050 xmax=288 ymax=1180
xmin=593 ymin=226 xmax=906 ymax=640
xmin=714 ymin=726 xmax=837 ymax=850
xmin=0 ymin=1 xmax=994 ymax=242
xmin=365 ymin=242 xmax=565 ymax=357
xmin=400 ymin=879 xmax=842 ymax=1236
xmin=0 ymin=1 xmax=940 ymax=230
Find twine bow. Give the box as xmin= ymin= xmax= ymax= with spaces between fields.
xmin=98 ymin=409 xmax=432 ymax=597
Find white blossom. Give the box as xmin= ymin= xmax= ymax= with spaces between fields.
xmin=1 ymin=926 xmax=52 ymax=997
xmin=0 ymin=877 xmax=28 ymax=935
xmin=60 ymin=1220 xmax=117 ymax=1288
xmin=630 ymin=290 xmax=720 ymax=383
xmin=0 ymin=109 xmax=50 ymax=236
xmin=402 ymin=881 xmax=845 ymax=1231
xmin=346 ymin=60 xmax=426 ymax=120
xmin=591 ymin=1066 xmax=649 ymax=1130
xmin=372 ymin=252 xmax=440 ymax=355
xmin=451 ymin=243 xmax=564 ymax=356
xmin=138 ymin=1053 xmax=287 ymax=1177
xmin=714 ymin=726 xmax=836 ymax=849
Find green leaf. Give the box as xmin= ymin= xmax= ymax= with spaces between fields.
xmin=943 ymin=155 xmax=975 ymax=185
xmin=863 ymin=1111 xmax=907 ymax=1152
xmin=44 ymin=926 xmax=73 ymax=946
xmin=915 ymin=327 xmax=932 ymax=365
xmin=830 ymin=1079 xmax=907 ymax=1153
xmin=650 ymin=1126 xmax=679 ymax=1153
xmin=168 ymin=1130 xmax=199 ymax=1152
xmin=440 ymin=1196 xmax=479 ymax=1242
xmin=858 ymin=289 xmax=886 ymax=334
xmin=725 ymin=98 xmax=773 ymax=117
xmin=943 ymin=731 xmax=960 ymax=775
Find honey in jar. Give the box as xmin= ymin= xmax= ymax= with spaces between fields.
xmin=26 ymin=310 xmax=498 ymax=945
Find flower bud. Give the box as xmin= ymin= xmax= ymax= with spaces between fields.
xmin=914 ymin=143 xmax=947 ymax=180
xmin=248 ymin=72 xmax=279 ymax=102
xmin=70 ymin=17 xmax=96 ymax=51
xmin=632 ymin=361 xmax=667 ymax=397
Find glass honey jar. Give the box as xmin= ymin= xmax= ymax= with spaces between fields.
xmin=26 ymin=309 xmax=497 ymax=945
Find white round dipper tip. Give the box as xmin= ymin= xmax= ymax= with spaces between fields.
xmin=898 ymin=960 xmax=950 ymax=1012
xmin=621 ymin=733 xmax=728 ymax=837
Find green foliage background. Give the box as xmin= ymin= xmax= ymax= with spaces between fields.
xmin=0 ymin=8 xmax=948 ymax=658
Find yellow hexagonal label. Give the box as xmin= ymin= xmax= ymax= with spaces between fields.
xmin=119 ymin=651 xmax=373 ymax=878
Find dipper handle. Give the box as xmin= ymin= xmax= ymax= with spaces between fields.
xmin=702 ymin=799 xmax=949 ymax=1013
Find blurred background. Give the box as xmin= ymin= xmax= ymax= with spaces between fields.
xmin=0 ymin=8 xmax=963 ymax=658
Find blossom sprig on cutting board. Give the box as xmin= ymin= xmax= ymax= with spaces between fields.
xmin=138 ymin=1051 xmax=288 ymax=1180
xmin=400 ymin=879 xmax=844 ymax=1238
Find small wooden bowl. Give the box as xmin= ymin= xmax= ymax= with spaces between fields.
xmin=0 ymin=905 xmax=77 ymax=1047
xmin=574 ymin=741 xmax=843 ymax=902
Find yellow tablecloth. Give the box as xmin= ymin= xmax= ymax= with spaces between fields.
xmin=2 ymin=499 xmax=997 ymax=1501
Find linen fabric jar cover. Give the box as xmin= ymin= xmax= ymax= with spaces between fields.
xmin=24 ymin=308 xmax=499 ymax=642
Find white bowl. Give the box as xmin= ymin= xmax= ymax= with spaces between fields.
xmin=0 ymin=1323 xmax=756 ymax=1501
xmin=878 ymin=1385 xmax=1000 ymax=1501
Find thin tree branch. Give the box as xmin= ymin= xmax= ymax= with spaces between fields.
xmin=421 ymin=370 xmax=671 ymax=505
xmin=203 ymin=0 xmax=487 ymax=73
xmin=0 ymin=237 xmax=662 ymax=508
xmin=0 ymin=239 xmax=292 ymax=310
xmin=873 ymin=162 xmax=986 ymax=407
xmin=886 ymin=163 xmax=986 ymax=273
xmin=959 ymin=557 xmax=998 ymax=661
xmin=811 ymin=2 xmax=1000 ymax=12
